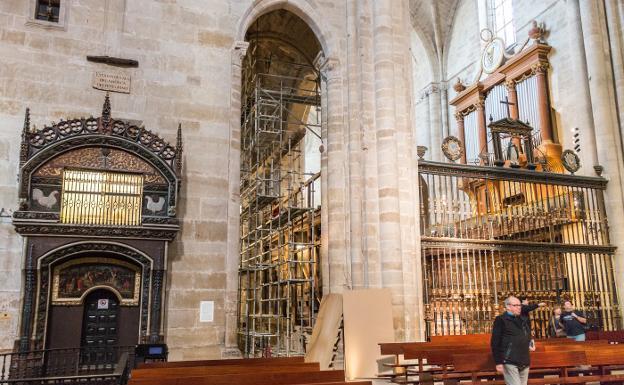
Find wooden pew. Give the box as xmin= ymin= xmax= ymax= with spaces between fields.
xmin=130 ymin=362 xmax=321 ymax=379
xmin=541 ymin=339 xmax=609 ymax=351
xmin=128 ymin=369 xmax=349 ymax=385
xmin=429 ymin=333 xmax=491 ymax=344
xmin=137 ymin=356 xmax=304 ymax=369
xmin=452 ymin=347 xmax=624 ymax=385
xmin=586 ymin=330 xmax=624 ymax=343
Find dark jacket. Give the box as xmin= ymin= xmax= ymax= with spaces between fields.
xmin=490 ymin=312 xmax=532 ymax=366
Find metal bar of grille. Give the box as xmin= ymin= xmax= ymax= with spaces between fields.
xmin=60 ymin=169 xmax=143 ymax=227
xmin=420 ymin=162 xmax=620 ymax=337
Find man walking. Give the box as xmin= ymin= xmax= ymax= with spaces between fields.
xmin=491 ymin=296 xmax=532 ymax=385
xmin=559 ymin=300 xmax=587 ymax=341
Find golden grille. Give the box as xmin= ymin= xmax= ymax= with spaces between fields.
xmin=60 ymin=169 xmax=143 ymax=226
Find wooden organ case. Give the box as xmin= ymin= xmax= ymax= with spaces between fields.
xmin=12 ymin=95 xmax=182 ymax=354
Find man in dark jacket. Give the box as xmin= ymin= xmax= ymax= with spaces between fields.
xmin=491 ymin=296 xmax=532 ymax=385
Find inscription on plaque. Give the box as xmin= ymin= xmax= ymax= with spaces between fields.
xmin=92 ymin=71 xmax=131 ymax=94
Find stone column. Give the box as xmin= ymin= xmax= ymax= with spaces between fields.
xmin=223 ymin=41 xmax=248 ymax=351
xmin=345 ymin=0 xmax=364 ymax=288
xmin=579 ymin=0 xmax=624 ymax=320
xmin=476 ymin=98 xmax=488 ymax=164
xmin=319 ymin=56 xmax=349 ymax=293
xmin=604 ymin=0 xmax=624 ymax=145
xmin=566 ymin=2 xmax=599 ymax=171
xmin=428 ymin=84 xmax=442 ymax=161
xmin=440 ymin=84 xmax=450 ymax=139
xmin=455 ymin=112 xmax=467 ymax=164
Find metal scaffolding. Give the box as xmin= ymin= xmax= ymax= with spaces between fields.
xmin=237 ymin=40 xmax=322 ymax=357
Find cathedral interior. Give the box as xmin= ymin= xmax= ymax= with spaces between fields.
xmin=0 ymin=0 xmax=623 ymax=383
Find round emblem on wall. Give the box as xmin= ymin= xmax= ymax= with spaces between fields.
xmin=441 ymin=136 xmax=464 ymax=162
xmin=481 ymin=38 xmax=505 ymax=74
xmin=561 ymin=149 xmax=581 ymax=174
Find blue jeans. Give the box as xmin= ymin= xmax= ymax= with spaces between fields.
xmin=567 ymin=333 xmax=586 ymax=341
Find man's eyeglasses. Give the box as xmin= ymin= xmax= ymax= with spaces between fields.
xmin=508 ymin=304 xmax=522 ymax=307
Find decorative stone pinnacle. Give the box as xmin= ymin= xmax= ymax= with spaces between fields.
xmin=22 ymin=108 xmax=30 ymax=139
xmin=175 ymin=123 xmax=183 ymax=176
xmin=102 ymin=92 xmax=111 ymax=130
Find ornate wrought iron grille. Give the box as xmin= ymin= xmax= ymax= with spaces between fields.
xmin=419 ymin=161 xmax=620 ymax=338
xmin=60 ymin=169 xmax=143 ymax=226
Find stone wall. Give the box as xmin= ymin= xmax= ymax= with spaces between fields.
xmin=0 ymin=0 xmax=256 ymax=358
xmin=0 ymin=0 xmax=428 ymax=357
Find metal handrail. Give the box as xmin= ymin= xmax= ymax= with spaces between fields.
xmin=0 ymin=346 xmax=133 ymax=385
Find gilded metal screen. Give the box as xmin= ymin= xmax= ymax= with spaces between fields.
xmin=419 ymin=161 xmax=621 ymax=338
xmin=60 ymin=169 xmax=143 ymax=226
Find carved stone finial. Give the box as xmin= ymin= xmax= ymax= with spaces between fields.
xmin=175 ymin=123 xmax=183 ymax=176
xmin=23 ymin=108 xmax=30 ymax=137
xmin=453 ymin=77 xmax=466 ymax=93
xmin=20 ymin=108 xmax=31 ymax=168
xmin=528 ymin=20 xmax=546 ymax=43
xmin=101 ymin=92 xmax=111 ymax=130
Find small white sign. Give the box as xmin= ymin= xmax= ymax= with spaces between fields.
xmin=199 ymin=301 xmax=214 ymax=323
xmin=92 ymin=71 xmax=131 ymax=94
xmin=97 ymin=299 xmax=109 ymax=309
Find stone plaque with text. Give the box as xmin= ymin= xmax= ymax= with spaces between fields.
xmin=92 ymin=71 xmax=131 ymax=94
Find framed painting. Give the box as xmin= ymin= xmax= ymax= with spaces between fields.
xmin=52 ymin=257 xmax=141 ymax=305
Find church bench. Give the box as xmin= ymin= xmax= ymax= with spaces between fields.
xmin=137 ymin=356 xmax=305 ymax=369
xmin=429 ymin=333 xmax=491 ymax=344
xmin=449 ymin=350 xmax=624 ymax=385
xmin=586 ymin=330 xmax=624 ymax=343
xmin=128 ymin=369 xmax=348 ymax=385
xmin=541 ymin=339 xmax=609 ymax=351
xmin=130 ymin=362 xmax=320 ymax=379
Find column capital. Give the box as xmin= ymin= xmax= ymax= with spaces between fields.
xmin=454 ymin=111 xmax=464 ymax=121
xmin=231 ymin=40 xmax=249 ymax=65
xmin=531 ymin=62 xmax=550 ymax=75
xmin=504 ymin=79 xmax=516 ymax=90
xmin=475 ymin=98 xmax=486 ymax=110
xmin=316 ymin=53 xmax=340 ymax=81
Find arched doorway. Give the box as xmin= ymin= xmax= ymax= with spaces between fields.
xmin=81 ymin=289 xmax=120 ymax=365
xmin=237 ymin=9 xmax=324 ymax=357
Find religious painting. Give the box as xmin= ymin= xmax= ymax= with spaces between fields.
xmin=52 ymin=257 xmax=141 ymax=305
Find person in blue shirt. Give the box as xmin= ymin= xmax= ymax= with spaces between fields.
xmin=559 ymin=300 xmax=587 ymax=341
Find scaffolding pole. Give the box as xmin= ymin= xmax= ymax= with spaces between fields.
xmin=237 ymin=40 xmax=322 ymax=357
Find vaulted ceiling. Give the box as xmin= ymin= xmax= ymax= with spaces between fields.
xmin=409 ymin=0 xmax=461 ymax=68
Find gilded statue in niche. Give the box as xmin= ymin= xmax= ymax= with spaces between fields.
xmin=35 ymin=147 xmax=166 ymax=185
xmin=52 ymin=257 xmax=141 ymax=306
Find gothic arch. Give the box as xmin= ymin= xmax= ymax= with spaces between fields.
xmin=33 ymin=241 xmax=154 ymax=349
xmin=236 ymin=0 xmax=336 ymax=59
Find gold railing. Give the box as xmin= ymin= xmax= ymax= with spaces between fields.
xmin=60 ymin=169 xmax=143 ymax=226
xmin=419 ymin=161 xmax=620 ymax=337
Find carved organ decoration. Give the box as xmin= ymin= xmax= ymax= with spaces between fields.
xmin=14 ymin=94 xmax=183 ymax=238
xmin=13 ymin=94 xmax=182 ymax=351
xmin=450 ymin=23 xmax=561 ymax=172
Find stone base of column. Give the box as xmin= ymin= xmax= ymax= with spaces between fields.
xmin=538 ymin=140 xmax=563 ymax=173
